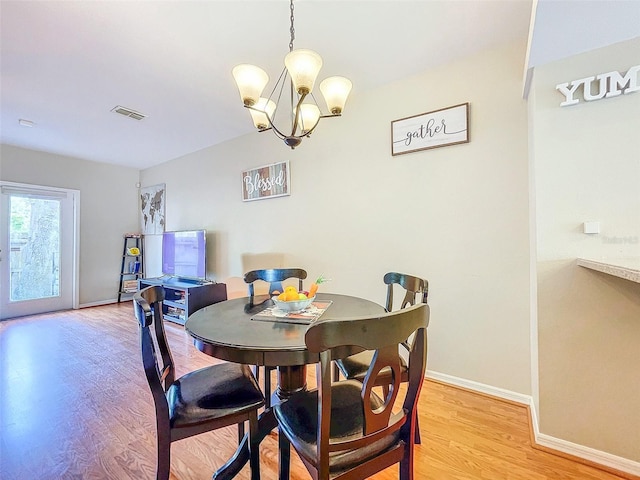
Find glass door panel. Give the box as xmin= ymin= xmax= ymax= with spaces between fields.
xmin=9 ymin=195 xmax=61 ymax=302
xmin=1 ymin=182 xmax=76 ymax=320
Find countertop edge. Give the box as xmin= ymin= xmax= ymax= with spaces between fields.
xmin=576 ymin=258 xmax=640 ymax=284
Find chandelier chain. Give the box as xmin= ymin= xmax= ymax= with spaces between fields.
xmin=289 ymin=0 xmax=295 ymax=52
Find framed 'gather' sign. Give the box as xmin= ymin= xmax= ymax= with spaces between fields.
xmin=242 ymin=161 xmax=290 ymax=202
xmin=391 ymin=103 xmax=469 ymax=156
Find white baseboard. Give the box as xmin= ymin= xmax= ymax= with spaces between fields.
xmin=426 ymin=370 xmax=532 ymax=405
xmin=426 ymin=370 xmax=640 ymax=477
xmin=534 ymin=429 xmax=640 ymax=476
xmin=78 ymin=298 xmax=119 ymax=308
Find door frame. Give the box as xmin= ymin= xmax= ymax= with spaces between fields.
xmin=0 ymin=181 xmax=80 ymax=318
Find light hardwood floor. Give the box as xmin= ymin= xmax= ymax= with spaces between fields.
xmin=0 ymin=302 xmax=635 ymax=480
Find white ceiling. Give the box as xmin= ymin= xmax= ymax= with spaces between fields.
xmin=1 ymin=0 xmax=638 ymax=170
xmin=527 ymin=0 xmax=640 ymax=69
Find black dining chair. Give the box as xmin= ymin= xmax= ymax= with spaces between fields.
xmin=274 ymin=303 xmax=430 ymax=480
xmin=244 ymin=268 xmax=308 ymax=298
xmin=134 ymin=285 xmax=264 ymax=480
xmin=243 ymin=268 xmax=307 ymax=405
xmin=333 ymin=272 xmax=429 ymax=443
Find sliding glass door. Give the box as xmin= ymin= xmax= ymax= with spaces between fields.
xmin=0 ymin=182 xmax=78 ymax=320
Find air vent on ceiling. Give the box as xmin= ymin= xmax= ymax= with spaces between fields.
xmin=111 ymin=105 xmax=147 ymax=121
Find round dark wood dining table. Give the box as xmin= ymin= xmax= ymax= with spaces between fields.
xmin=185 ymin=292 xmax=385 ymax=480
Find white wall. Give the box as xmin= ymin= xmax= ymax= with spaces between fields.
xmin=0 ymin=144 xmax=140 ymax=305
xmin=141 ymin=40 xmax=532 ymax=396
xmin=531 ymin=38 xmax=640 ymax=461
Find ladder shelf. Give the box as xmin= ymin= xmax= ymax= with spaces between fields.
xmin=118 ymin=234 xmax=144 ymax=302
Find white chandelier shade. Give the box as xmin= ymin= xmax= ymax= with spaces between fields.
xmin=320 ymin=76 xmax=353 ymax=114
xmin=284 ymin=49 xmax=323 ymax=95
xmin=232 ymin=64 xmax=269 ymax=107
xmin=249 ymin=97 xmax=276 ymax=130
xmin=298 ymin=103 xmax=321 ymax=134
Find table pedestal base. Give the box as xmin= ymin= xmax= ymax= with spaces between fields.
xmin=212 ymin=365 xmax=306 ymax=480
xmin=276 ymin=365 xmax=307 ymax=400
xmin=212 ymin=409 xmax=277 ymax=480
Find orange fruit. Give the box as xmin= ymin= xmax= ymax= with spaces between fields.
xmin=285 ymin=290 xmax=299 ymax=301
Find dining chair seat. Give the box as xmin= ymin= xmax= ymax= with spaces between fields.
xmin=167 ymin=362 xmax=265 ymax=430
xmin=275 ymin=380 xmax=400 ymax=472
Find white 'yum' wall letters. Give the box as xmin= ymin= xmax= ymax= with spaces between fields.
xmin=556 ymin=64 xmax=639 ymax=106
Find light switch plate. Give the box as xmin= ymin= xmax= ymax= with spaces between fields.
xmin=583 ymin=221 xmax=600 ymax=234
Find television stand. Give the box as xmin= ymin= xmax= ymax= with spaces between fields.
xmin=138 ymin=277 xmax=227 ymax=325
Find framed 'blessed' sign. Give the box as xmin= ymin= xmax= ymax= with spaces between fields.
xmin=391 ymin=103 xmax=469 ymax=156
xmin=242 ymin=161 xmax=290 ymax=202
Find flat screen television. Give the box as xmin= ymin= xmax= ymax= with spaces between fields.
xmin=162 ymin=230 xmax=207 ymax=280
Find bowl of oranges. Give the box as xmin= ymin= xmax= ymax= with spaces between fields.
xmin=272 ymin=286 xmax=315 ymax=313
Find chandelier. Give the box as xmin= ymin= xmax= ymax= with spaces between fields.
xmin=232 ymin=0 xmax=352 ymax=149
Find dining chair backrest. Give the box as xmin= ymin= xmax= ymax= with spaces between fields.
xmin=384 ymin=272 xmax=429 ymax=312
xmin=244 ymin=268 xmax=307 ymax=297
xmin=304 ymin=303 xmax=429 ymax=478
xmin=134 ymin=285 xmax=175 ymax=395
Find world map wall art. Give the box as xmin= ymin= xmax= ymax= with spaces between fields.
xmin=140 ymin=183 xmax=165 ymax=234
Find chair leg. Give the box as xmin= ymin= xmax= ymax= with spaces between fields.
xmin=415 ymin=416 xmax=421 ymax=444
xmin=156 ymin=428 xmax=171 ymax=480
xmin=333 ymin=363 xmax=340 ymax=381
xmin=264 ymin=367 xmax=272 ymax=408
xmin=238 ymin=421 xmax=245 ymax=444
xmin=399 ymin=439 xmax=415 ymax=480
xmin=278 ymin=428 xmax=290 ymax=480
xmin=248 ymin=411 xmax=261 ymax=480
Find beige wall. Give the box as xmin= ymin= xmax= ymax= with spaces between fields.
xmin=141 ymin=40 xmax=533 ymax=395
xmin=531 ymin=38 xmax=640 ymax=460
xmin=0 ymin=144 xmax=140 ymax=305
